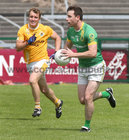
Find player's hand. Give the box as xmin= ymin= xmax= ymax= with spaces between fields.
xmin=28 ymin=34 xmax=36 ymax=45
xmin=50 ymin=51 xmax=57 ymax=59
xmin=61 ymin=48 xmax=73 ymax=58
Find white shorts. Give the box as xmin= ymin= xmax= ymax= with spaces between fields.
xmin=26 ymin=59 xmax=50 ymax=74
xmin=78 ymin=60 xmax=106 ymax=85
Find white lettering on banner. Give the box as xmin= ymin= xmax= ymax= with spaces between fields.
xmin=0 ymin=55 xmax=15 ymax=76
xmin=50 ymin=58 xmax=79 ymax=65
xmin=70 ymin=58 xmax=79 ymax=64
xmin=46 ymin=66 xmax=78 ymax=75
xmin=107 ymin=52 xmax=126 ymax=80
xmin=19 ymin=57 xmax=25 ymax=64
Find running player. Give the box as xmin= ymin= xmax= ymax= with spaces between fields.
xmin=16 ymin=8 xmax=63 ymax=118
xmin=63 ymin=6 xmax=116 ymax=132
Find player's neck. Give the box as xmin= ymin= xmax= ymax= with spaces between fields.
xmin=74 ymin=21 xmax=83 ymax=31
xmin=28 ymin=23 xmax=39 ymax=30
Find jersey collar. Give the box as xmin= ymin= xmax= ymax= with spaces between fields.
xmin=75 ymin=22 xmax=84 ymax=32
xmin=28 ymin=23 xmax=39 ymax=30
xmin=80 ymin=22 xmax=84 ymax=30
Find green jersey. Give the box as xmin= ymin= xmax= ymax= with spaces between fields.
xmin=67 ymin=22 xmax=103 ymax=67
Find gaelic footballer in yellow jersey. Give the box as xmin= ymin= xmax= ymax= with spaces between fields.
xmin=16 ymin=8 xmax=63 ymax=119
xmin=17 ymin=23 xmax=53 ymax=64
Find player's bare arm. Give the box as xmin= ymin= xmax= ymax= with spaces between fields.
xmin=16 ymin=40 xmax=28 ymax=51
xmin=63 ymin=44 xmax=97 ymax=58
xmin=64 ymin=40 xmax=73 ymax=49
xmin=50 ymin=31 xmax=61 ymax=51
xmin=73 ymin=44 xmax=97 ymax=58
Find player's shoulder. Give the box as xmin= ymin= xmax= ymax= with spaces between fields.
xmin=39 ymin=23 xmax=52 ymax=30
xmin=83 ymin=23 xmax=95 ymax=31
xmin=86 ymin=24 xmax=96 ymax=32
xmin=84 ymin=23 xmax=97 ymax=35
xmin=18 ymin=24 xmax=28 ymax=32
xmin=21 ymin=24 xmax=28 ymax=29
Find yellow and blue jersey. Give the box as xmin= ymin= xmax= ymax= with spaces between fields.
xmin=17 ymin=23 xmax=53 ymax=64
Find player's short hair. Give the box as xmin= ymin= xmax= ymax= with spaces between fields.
xmin=67 ymin=6 xmax=83 ymax=20
xmin=28 ymin=8 xmax=41 ymax=19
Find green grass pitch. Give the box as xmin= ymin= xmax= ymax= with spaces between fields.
xmin=0 ymin=83 xmax=129 ymax=140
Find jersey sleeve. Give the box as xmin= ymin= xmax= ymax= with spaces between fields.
xmin=17 ymin=27 xmax=25 ymax=41
xmin=45 ymin=26 xmax=53 ymax=37
xmin=86 ymin=28 xmax=98 ymax=46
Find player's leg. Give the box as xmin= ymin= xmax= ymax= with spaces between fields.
xmin=90 ymin=60 xmax=116 ymax=107
xmin=92 ymin=76 xmax=116 ymax=107
xmin=85 ymin=80 xmax=100 ymax=120
xmin=80 ymin=80 xmax=100 ymax=132
xmin=78 ymin=65 xmax=102 ymax=132
xmin=93 ymin=88 xmax=116 ymax=107
xmin=38 ymin=74 xmax=63 ymax=118
xmin=77 ymin=69 xmax=88 ymax=105
xmin=78 ymin=84 xmax=87 ymax=105
xmin=102 ymin=88 xmax=116 ymax=108
xmin=93 ymin=88 xmax=111 ymax=101
xmin=29 ymin=69 xmax=43 ymax=117
xmin=77 ymin=71 xmax=91 ymax=132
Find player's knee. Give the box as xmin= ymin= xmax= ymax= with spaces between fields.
xmin=41 ymin=89 xmax=47 ymax=94
xmin=79 ymin=98 xmax=85 ymax=104
xmin=85 ymin=95 xmax=92 ymax=103
xmin=29 ymin=78 xmax=38 ymax=85
xmin=41 ymin=88 xmax=49 ymax=94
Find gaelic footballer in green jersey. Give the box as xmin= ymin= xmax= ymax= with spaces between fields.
xmin=64 ymin=6 xmax=116 ymax=132
xmin=67 ymin=22 xmax=103 ymax=67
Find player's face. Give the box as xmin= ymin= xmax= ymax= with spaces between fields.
xmin=28 ymin=11 xmax=40 ymax=28
xmin=66 ymin=10 xmax=78 ymax=27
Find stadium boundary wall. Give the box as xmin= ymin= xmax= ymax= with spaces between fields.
xmin=0 ymin=37 xmax=129 ymax=84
